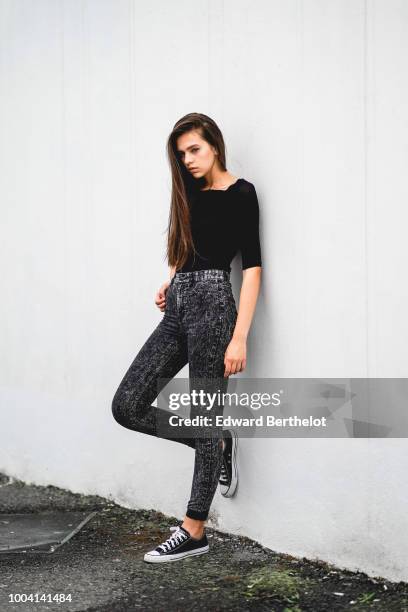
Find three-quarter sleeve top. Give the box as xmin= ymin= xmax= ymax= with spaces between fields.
xmin=177 ymin=178 xmax=262 ymax=273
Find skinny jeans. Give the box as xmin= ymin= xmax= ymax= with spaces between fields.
xmin=111 ymin=269 xmax=238 ymax=520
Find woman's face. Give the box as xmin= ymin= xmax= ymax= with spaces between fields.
xmin=176 ymin=129 xmax=218 ymax=178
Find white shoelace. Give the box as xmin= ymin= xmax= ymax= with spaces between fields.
xmin=157 ymin=528 xmax=188 ymax=552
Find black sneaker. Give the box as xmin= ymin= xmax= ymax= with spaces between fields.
xmin=219 ymin=428 xmax=238 ymax=497
xmin=143 ymin=526 xmax=209 ymax=563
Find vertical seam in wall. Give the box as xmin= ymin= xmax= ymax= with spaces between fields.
xmin=207 ymin=0 xmax=210 ymax=110
xmin=363 ymin=0 xmax=370 ymax=381
xmin=129 ymin=0 xmax=136 ymax=311
xmin=363 ymin=0 xmax=372 ymax=546
xmin=81 ymin=0 xmax=91 ymax=321
xmin=299 ymin=0 xmax=305 ymax=375
xmin=60 ymin=0 xmax=67 ymax=395
xmin=221 ymin=0 xmax=224 ymax=115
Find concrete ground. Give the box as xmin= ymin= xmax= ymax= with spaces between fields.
xmin=0 ymin=472 xmax=407 ymax=612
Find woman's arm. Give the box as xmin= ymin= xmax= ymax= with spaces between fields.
xmin=224 ymin=266 xmax=262 ymax=377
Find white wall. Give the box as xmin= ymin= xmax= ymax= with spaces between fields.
xmin=1 ymin=0 xmax=408 ymax=582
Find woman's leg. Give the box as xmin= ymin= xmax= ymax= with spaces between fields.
xmin=181 ymin=277 xmax=237 ymax=534
xmin=182 ymin=378 xmax=229 ymax=535
xmin=111 ymin=318 xmax=195 ymax=449
xmin=141 ymin=272 xmax=238 ymax=563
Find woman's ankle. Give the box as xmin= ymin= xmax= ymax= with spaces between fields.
xmin=182 ymin=516 xmax=205 ymax=539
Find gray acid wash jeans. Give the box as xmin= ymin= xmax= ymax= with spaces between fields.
xmin=111 ymin=269 xmax=238 ymax=520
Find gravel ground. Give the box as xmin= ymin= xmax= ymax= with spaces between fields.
xmin=0 ymin=472 xmax=407 ymax=612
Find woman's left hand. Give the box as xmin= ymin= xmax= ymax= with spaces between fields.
xmin=224 ymin=336 xmax=247 ymax=377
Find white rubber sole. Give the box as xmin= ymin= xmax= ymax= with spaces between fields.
xmin=143 ymin=544 xmax=209 ymax=563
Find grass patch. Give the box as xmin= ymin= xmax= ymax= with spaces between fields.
xmin=243 ymin=566 xmax=307 ymax=605
xmin=355 ymin=591 xmax=376 ymax=606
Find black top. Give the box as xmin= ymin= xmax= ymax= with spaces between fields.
xmin=178 ymin=178 xmax=262 ymax=273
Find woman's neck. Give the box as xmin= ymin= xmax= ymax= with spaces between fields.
xmin=201 ymin=171 xmax=238 ymax=191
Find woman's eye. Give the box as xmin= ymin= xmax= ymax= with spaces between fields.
xmin=178 ymin=148 xmax=198 ymax=159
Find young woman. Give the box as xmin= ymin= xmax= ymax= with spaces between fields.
xmin=111 ymin=112 xmax=262 ymax=563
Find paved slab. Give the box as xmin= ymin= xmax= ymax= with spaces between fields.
xmin=0 ymin=511 xmax=97 ymax=554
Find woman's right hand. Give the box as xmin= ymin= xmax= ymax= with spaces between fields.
xmin=155 ymin=280 xmax=171 ymax=312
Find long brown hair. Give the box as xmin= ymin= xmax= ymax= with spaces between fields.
xmin=165 ymin=113 xmax=227 ymax=270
